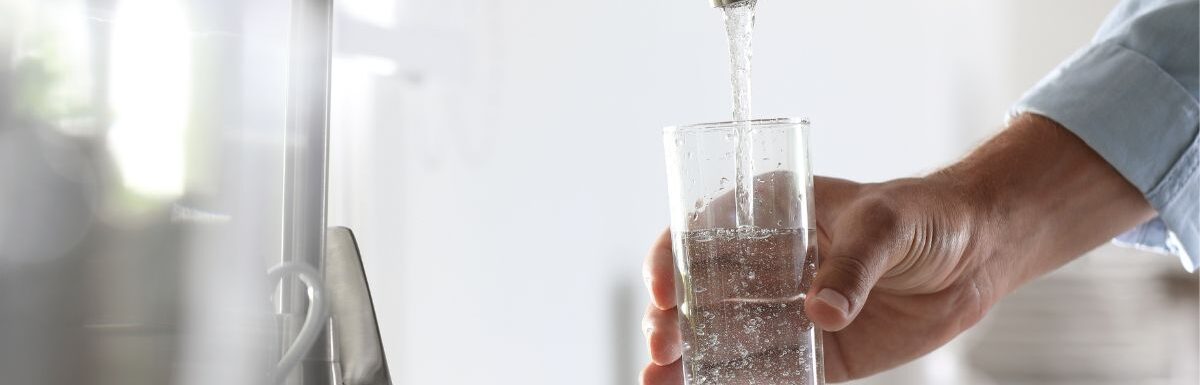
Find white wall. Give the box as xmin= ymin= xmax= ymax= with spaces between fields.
xmin=326 ymin=1 xmax=1122 ymax=384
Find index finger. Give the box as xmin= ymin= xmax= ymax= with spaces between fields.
xmin=643 ymin=229 xmax=676 ymax=310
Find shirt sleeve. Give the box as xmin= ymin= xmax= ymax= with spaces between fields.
xmin=1010 ymin=0 xmax=1199 ymax=272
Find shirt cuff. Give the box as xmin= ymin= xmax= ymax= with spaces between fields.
xmin=1010 ymin=42 xmax=1200 ymax=272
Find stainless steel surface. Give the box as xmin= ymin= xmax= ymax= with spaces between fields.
xmin=325 ymin=227 xmax=393 ymax=385
xmin=279 ymin=0 xmax=335 ymax=383
xmin=281 ymin=0 xmax=334 ymax=306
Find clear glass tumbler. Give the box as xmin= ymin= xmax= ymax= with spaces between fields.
xmin=662 ymin=118 xmax=824 ymax=385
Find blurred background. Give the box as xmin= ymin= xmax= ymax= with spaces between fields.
xmin=1 ymin=0 xmax=1196 ymax=384
xmin=325 ymin=0 xmax=1197 ymax=384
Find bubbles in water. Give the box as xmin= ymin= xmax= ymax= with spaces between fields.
xmin=676 ymin=228 xmax=822 ymax=384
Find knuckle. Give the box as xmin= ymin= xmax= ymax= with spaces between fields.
xmin=644 ymin=305 xmax=675 ymax=327
xmin=856 ymin=196 xmax=903 ymax=233
xmin=642 ymin=308 xmax=656 ymax=336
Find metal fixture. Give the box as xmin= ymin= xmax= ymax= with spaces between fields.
xmin=711 ymin=0 xmax=752 ymax=8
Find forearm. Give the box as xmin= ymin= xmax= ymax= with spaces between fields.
xmin=936 ymin=113 xmax=1156 ymax=296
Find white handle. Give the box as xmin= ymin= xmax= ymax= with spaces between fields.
xmin=268 ymin=263 xmax=329 ymax=384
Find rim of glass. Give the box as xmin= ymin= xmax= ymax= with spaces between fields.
xmin=663 ymin=117 xmax=809 ymax=134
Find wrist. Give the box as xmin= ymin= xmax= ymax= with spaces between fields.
xmin=924 ymin=164 xmax=1021 ymax=303
xmin=929 ymin=113 xmax=1155 ymax=297
xmin=923 ymin=116 xmax=1071 ymax=300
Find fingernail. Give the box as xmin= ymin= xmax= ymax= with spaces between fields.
xmin=643 ymin=325 xmax=654 ymax=338
xmin=816 ymin=288 xmax=850 ymax=316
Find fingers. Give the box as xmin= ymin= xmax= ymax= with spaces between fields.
xmin=640 ymin=359 xmax=682 ymax=385
xmin=684 ymin=345 xmax=819 ymax=384
xmin=643 ymin=229 xmax=676 ymax=309
xmin=681 ymin=298 xmax=810 ymax=364
xmin=642 ymin=231 xmax=683 ymax=385
xmin=806 ymin=197 xmax=900 ymax=331
xmin=642 ymin=305 xmax=682 ymax=365
xmin=676 ymin=230 xmax=806 ymax=308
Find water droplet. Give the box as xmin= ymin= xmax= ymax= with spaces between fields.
xmin=719 ymin=177 xmax=729 ymax=188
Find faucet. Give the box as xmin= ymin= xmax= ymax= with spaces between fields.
xmin=711 ymin=0 xmax=752 ymax=7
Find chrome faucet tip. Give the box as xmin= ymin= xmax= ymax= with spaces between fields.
xmin=711 ymin=0 xmax=753 ymax=8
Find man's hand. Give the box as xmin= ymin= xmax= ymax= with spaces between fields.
xmin=640 ymin=114 xmax=1156 ymax=383
xmin=642 ymin=175 xmax=995 ymax=383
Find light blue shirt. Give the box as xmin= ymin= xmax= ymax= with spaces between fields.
xmin=1012 ymin=0 xmax=1199 ymax=272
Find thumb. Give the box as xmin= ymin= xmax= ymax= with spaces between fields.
xmin=805 ymin=201 xmax=900 ymax=331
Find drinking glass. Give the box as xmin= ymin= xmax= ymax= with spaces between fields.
xmin=662 ymin=118 xmax=824 ymax=385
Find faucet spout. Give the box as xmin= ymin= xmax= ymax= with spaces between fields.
xmin=711 ymin=0 xmax=752 ymax=8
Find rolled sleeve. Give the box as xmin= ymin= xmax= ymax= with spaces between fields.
xmin=1010 ymin=0 xmax=1199 ymax=271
